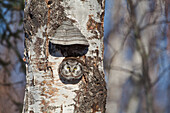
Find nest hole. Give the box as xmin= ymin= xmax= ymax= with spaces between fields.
xmin=49 ymin=41 xmax=89 ymax=57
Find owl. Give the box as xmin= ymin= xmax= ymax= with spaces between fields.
xmin=58 ymin=58 xmax=85 ymax=82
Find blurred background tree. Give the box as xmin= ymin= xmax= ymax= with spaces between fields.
xmin=0 ymin=0 xmax=25 ymax=113
xmin=104 ymin=0 xmax=170 ymax=113
xmin=0 ymin=0 xmax=170 ymax=113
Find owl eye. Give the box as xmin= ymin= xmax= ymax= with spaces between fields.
xmin=67 ymin=66 xmax=70 ymax=69
xmin=74 ymin=67 xmax=77 ymax=70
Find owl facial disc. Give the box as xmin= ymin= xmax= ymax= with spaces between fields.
xmin=58 ymin=58 xmax=85 ymax=83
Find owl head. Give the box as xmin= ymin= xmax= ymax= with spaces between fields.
xmin=58 ymin=58 xmax=85 ymax=82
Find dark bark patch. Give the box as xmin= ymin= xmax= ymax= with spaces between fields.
xmin=37 ymin=61 xmax=47 ymax=71
xmin=33 ymin=37 xmax=44 ymax=58
xmin=97 ymin=0 xmax=102 ymax=5
xmin=48 ymin=2 xmax=67 ymax=36
xmin=74 ymin=60 xmax=107 ymax=113
xmin=29 ymin=12 xmax=33 ymax=19
xmin=47 ymin=0 xmax=53 ymax=5
xmin=86 ymin=15 xmax=103 ymax=39
xmin=24 ymin=0 xmax=48 ymax=36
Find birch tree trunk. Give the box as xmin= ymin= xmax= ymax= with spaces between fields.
xmin=23 ymin=0 xmax=106 ymax=113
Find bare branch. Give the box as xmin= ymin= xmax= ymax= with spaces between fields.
xmin=140 ymin=20 xmax=170 ymax=31
xmin=108 ymin=66 xmax=142 ymax=78
xmin=151 ymin=65 xmax=170 ymax=88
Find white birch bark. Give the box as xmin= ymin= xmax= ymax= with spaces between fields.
xmin=23 ymin=0 xmax=106 ymax=113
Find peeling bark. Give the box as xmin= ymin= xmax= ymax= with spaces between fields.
xmin=23 ymin=0 xmax=106 ymax=113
